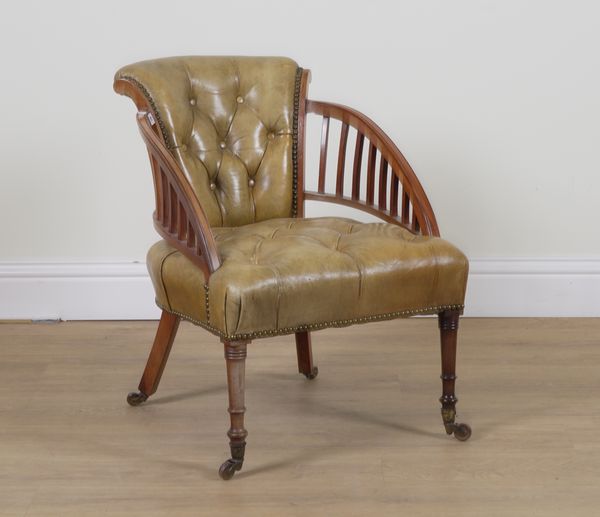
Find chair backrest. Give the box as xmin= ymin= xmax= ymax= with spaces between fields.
xmin=115 ymin=56 xmax=302 ymax=227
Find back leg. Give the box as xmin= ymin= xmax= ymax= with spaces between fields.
xmin=295 ymin=331 xmax=318 ymax=379
xmin=127 ymin=310 xmax=180 ymax=405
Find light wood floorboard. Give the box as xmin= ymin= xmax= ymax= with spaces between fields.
xmin=1 ymin=318 xmax=599 ymax=516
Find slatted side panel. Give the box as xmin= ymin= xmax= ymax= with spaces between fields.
xmin=150 ymin=160 xmax=202 ymax=256
xmin=310 ymin=113 xmax=421 ymax=233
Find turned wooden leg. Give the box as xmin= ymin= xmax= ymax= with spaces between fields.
xmin=295 ymin=331 xmax=318 ymax=379
xmin=126 ymin=310 xmax=180 ymax=406
xmin=219 ymin=340 xmax=249 ymax=480
xmin=438 ymin=310 xmax=472 ymax=441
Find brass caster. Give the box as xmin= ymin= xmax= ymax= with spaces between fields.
xmin=126 ymin=391 xmax=148 ymax=406
xmin=218 ymin=458 xmax=243 ymax=480
xmin=453 ymin=423 xmax=472 ymax=442
xmin=303 ymin=366 xmax=319 ymax=380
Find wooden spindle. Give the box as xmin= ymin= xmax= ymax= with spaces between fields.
xmin=318 ymin=116 xmax=329 ymax=193
xmin=378 ymin=158 xmax=388 ymax=210
xmin=402 ymin=189 xmax=410 ymax=225
xmin=177 ymin=203 xmax=187 ymax=240
xmin=390 ymin=173 xmax=399 ymax=217
xmin=336 ymin=123 xmax=349 ymax=196
xmin=413 ymin=213 xmax=421 ymax=233
xmin=351 ymin=132 xmax=365 ymax=200
xmin=161 ymin=170 xmax=169 ymax=226
xmin=187 ymin=222 xmax=195 ymax=248
xmin=151 ymin=156 xmax=162 ymax=221
xmin=169 ymin=184 xmax=177 ymax=233
xmin=366 ymin=143 xmax=376 ymax=205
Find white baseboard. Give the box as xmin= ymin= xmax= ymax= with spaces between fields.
xmin=0 ymin=262 xmax=160 ymax=320
xmin=0 ymin=259 xmax=599 ymax=320
xmin=465 ymin=259 xmax=600 ymax=317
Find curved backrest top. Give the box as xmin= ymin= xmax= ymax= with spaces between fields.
xmin=115 ymin=56 xmax=302 ymax=227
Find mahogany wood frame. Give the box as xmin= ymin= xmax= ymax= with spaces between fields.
xmin=115 ymin=66 xmax=469 ymax=480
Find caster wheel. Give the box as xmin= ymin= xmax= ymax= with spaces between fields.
xmin=453 ymin=423 xmax=472 ymax=442
xmin=303 ymin=366 xmax=319 ymax=380
xmin=219 ymin=459 xmax=242 ymax=480
xmin=126 ymin=391 xmax=148 ymax=406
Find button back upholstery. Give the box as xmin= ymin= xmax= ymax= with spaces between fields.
xmin=115 ymin=56 xmax=300 ymax=227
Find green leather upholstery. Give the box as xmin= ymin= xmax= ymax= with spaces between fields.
xmin=147 ymin=217 xmax=468 ymax=340
xmin=115 ymin=56 xmax=300 ymax=227
xmin=116 ymin=56 xmax=469 ymax=340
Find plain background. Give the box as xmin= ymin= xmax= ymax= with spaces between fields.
xmin=1 ymin=0 xmax=599 ymax=262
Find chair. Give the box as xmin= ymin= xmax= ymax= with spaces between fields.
xmin=113 ymin=56 xmax=471 ymax=480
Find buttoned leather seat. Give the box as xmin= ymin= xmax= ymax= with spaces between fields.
xmin=148 ymin=217 xmax=467 ymax=340
xmin=114 ymin=55 xmax=472 ymax=480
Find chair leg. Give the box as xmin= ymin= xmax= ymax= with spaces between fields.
xmin=126 ymin=310 xmax=180 ymax=406
xmin=295 ymin=331 xmax=318 ymax=379
xmin=219 ymin=340 xmax=249 ymax=480
xmin=438 ymin=309 xmax=472 ymax=441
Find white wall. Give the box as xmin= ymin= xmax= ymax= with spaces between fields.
xmin=1 ymin=0 xmax=599 ymax=318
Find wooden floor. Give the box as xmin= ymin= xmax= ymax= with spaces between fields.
xmin=1 ymin=318 xmax=600 ymax=516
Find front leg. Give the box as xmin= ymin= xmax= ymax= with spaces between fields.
xmin=438 ymin=310 xmax=472 ymax=441
xmin=219 ymin=340 xmax=249 ymax=480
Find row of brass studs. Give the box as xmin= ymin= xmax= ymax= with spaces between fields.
xmin=291 ymin=67 xmax=303 ymax=218
xmin=204 ymin=283 xmax=210 ymax=324
xmin=156 ymin=299 xmax=464 ymax=342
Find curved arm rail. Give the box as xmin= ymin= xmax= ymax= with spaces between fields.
xmin=136 ymin=113 xmax=220 ymax=280
xmin=305 ymin=100 xmax=440 ymax=237
xmin=114 ymin=77 xmax=220 ymax=281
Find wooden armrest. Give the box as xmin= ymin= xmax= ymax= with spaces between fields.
xmin=136 ymin=113 xmax=220 ymax=280
xmin=305 ymin=100 xmax=440 ymax=237
xmin=114 ymin=76 xmax=219 ymax=280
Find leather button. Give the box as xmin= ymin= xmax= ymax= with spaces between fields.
xmin=219 ymin=141 xmax=226 ymax=149
xmin=267 ymin=132 xmax=275 ymax=140
xmin=236 ymin=96 xmax=244 ymax=104
xmin=248 ymin=179 xmax=255 ymax=187
xmin=189 ymin=99 xmax=196 ymax=106
xmin=209 ymin=182 xmax=216 ymax=191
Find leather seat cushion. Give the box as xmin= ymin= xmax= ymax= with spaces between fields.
xmin=147 ymin=217 xmax=468 ymax=340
